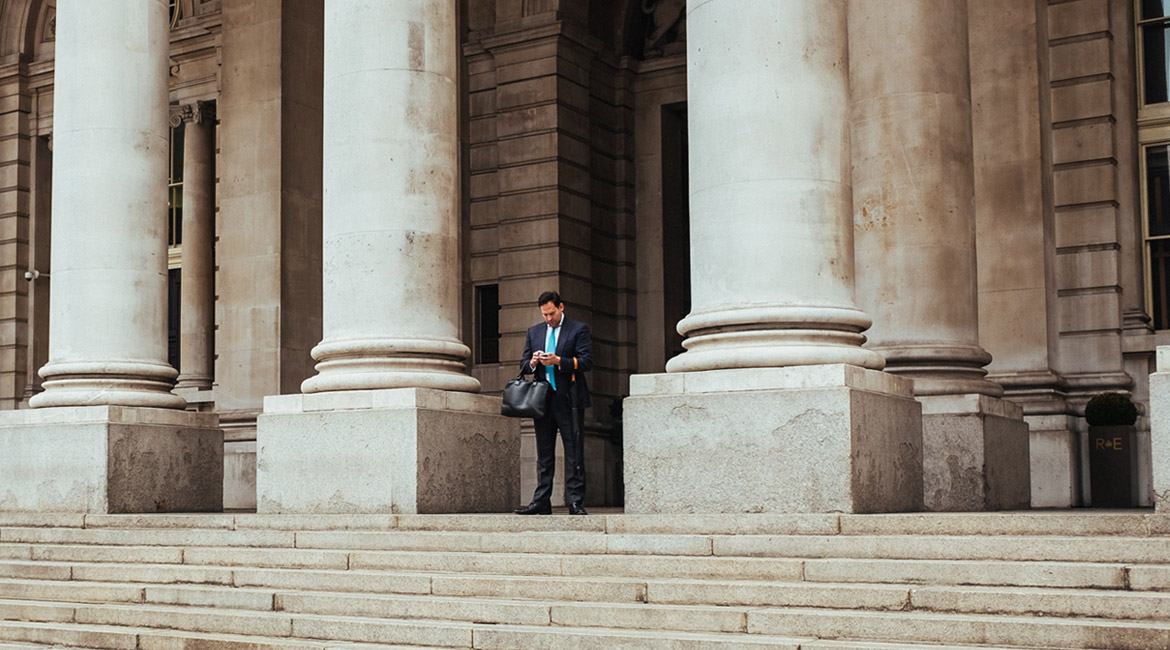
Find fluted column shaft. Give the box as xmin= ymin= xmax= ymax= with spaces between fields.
xmin=301 ymin=0 xmax=479 ymax=394
xmin=31 ymin=0 xmax=183 ymax=409
xmin=176 ymin=103 xmax=215 ymax=390
xmin=850 ymin=0 xmax=1000 ymax=396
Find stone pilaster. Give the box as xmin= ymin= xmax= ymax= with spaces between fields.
xmin=850 ymin=0 xmax=1030 ymax=511
xmin=0 ymin=0 xmax=221 ymax=513
xmin=257 ymin=0 xmax=517 ymax=514
xmin=216 ymin=0 xmax=324 ymax=510
xmin=1045 ymin=2 xmax=1132 ymax=405
xmin=624 ymin=0 xmax=923 ymax=514
xmin=0 ymin=63 xmax=30 ymax=409
xmin=174 ymin=101 xmax=215 ymax=391
xmin=970 ymin=0 xmax=1077 ymax=509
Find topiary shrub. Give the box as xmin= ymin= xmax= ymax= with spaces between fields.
xmin=1084 ymin=392 xmax=1138 ymax=426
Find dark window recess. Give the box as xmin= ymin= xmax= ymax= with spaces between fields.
xmin=1145 ymin=23 xmax=1170 ymax=104
xmin=662 ymin=102 xmax=691 ymax=363
xmin=1144 ymin=0 xmax=1170 ymax=21
xmin=168 ymin=268 xmax=181 ymax=372
xmin=476 ymin=284 xmax=500 ymax=364
xmin=1152 ymin=239 xmax=1170 ymax=331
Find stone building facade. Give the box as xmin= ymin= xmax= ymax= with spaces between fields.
xmin=0 ymin=0 xmax=1162 ymax=513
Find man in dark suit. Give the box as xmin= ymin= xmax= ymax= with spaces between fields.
xmin=515 ymin=291 xmax=593 ymax=515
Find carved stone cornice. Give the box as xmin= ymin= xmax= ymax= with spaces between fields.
xmin=168 ymin=101 xmax=216 ymax=128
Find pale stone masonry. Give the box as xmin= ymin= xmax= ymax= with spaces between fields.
xmin=0 ymin=0 xmax=1168 ymax=514
xmin=850 ymin=0 xmax=1029 ymax=512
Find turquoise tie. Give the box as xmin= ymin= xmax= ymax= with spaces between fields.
xmin=546 ymin=327 xmax=557 ymax=390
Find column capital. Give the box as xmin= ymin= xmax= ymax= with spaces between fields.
xmin=168 ymin=100 xmax=216 ymax=128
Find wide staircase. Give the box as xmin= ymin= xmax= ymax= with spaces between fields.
xmin=0 ymin=510 xmax=1168 ymax=650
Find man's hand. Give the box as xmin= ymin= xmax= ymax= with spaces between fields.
xmin=530 ymin=351 xmax=544 ymax=369
xmin=538 ymin=352 xmax=560 ymax=366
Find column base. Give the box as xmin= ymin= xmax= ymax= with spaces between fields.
xmin=256 ymin=388 xmax=519 ymax=514
xmin=623 ymin=365 xmax=923 ymax=514
xmin=1026 ymin=414 xmax=1081 ymax=508
xmin=919 ymin=394 xmax=1030 ymax=511
xmin=0 ymin=406 xmax=222 ymax=513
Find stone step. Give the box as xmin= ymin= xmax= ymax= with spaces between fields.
xmin=0 ymin=551 xmax=1159 ymax=595
xmin=0 ymin=620 xmax=138 ymax=650
xmin=8 ymin=568 xmax=1170 ymax=622
xmin=747 ymin=607 xmax=1170 ymax=650
xmin=5 ymin=570 xmax=1170 ymax=638
xmin=0 ymin=549 xmax=1132 ymax=593
xmin=4 ymin=511 xmax=1167 ymax=539
xmin=0 ymin=599 xmax=827 ymax=649
xmin=8 ymin=524 xmax=1170 ymax=566
xmin=0 ymin=620 xmax=453 ymax=650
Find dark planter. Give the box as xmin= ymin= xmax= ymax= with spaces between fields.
xmin=1088 ymin=424 xmax=1139 ymax=508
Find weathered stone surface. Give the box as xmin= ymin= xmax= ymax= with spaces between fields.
xmin=919 ymin=394 xmax=1030 ymax=511
xmin=257 ymin=388 xmax=518 ymax=514
xmin=624 ymin=366 xmax=922 ymax=514
xmin=0 ymin=406 xmax=222 ymax=513
xmin=1151 ymin=348 xmax=1170 ymax=512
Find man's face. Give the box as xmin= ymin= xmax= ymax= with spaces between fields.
xmin=540 ymin=301 xmax=564 ymax=328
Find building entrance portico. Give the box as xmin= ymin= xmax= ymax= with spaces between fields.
xmin=0 ymin=0 xmax=1162 ymax=517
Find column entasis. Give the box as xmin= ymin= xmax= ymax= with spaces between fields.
xmin=175 ymin=102 xmax=215 ymax=392
xmin=850 ymin=0 xmax=1030 ymax=511
xmin=623 ymin=0 xmax=923 ymax=514
xmin=256 ymin=0 xmax=517 ymax=514
xmin=0 ymin=0 xmax=221 ymax=513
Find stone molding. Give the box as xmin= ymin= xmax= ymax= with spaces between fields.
xmin=169 ymin=100 xmax=216 ymax=128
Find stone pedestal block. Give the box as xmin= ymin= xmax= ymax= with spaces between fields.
xmin=0 ymin=407 xmax=222 ymax=513
xmin=623 ymin=365 xmax=923 ymax=514
xmin=1027 ymin=414 xmax=1082 ymax=508
xmin=257 ymin=388 xmax=519 ymax=514
xmin=920 ymin=394 xmax=1030 ymax=511
xmin=1151 ymin=347 xmax=1170 ymax=512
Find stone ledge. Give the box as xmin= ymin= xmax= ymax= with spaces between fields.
xmin=264 ymin=387 xmax=500 ymax=416
xmin=918 ymin=393 xmax=1024 ymax=419
xmin=0 ymin=405 xmax=217 ymax=428
xmin=630 ymin=365 xmax=914 ymax=398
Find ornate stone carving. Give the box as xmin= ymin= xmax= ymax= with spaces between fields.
xmin=642 ymin=0 xmax=685 ymax=57
xmin=169 ymin=101 xmax=216 ymax=129
xmin=41 ymin=5 xmax=56 ymax=43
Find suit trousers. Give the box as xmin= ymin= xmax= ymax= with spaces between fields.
xmin=531 ymin=390 xmax=586 ymax=506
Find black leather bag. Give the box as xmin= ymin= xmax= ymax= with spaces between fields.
xmin=501 ymin=372 xmax=550 ymax=418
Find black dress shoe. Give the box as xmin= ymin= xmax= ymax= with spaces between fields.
xmin=568 ymin=501 xmax=588 ymax=515
xmin=514 ymin=502 xmax=552 ymax=515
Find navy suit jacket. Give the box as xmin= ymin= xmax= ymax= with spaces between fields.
xmin=520 ymin=316 xmax=593 ymax=409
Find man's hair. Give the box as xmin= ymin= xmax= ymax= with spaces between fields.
xmin=537 ymin=291 xmax=563 ymax=307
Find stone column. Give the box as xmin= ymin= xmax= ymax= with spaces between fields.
xmin=851 ymin=0 xmax=1029 ymax=511
xmin=257 ymin=0 xmax=517 ymax=514
xmin=175 ymin=102 xmax=215 ymax=391
xmin=623 ymin=0 xmax=923 ymax=514
xmin=0 ymin=0 xmax=221 ymax=513
xmin=300 ymin=0 xmax=477 ymax=395
xmin=29 ymin=0 xmax=183 ymax=409
xmin=664 ymin=0 xmax=882 ymax=374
